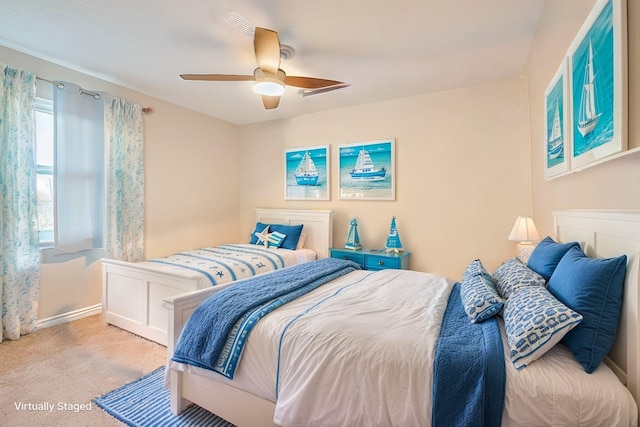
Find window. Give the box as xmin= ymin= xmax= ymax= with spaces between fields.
xmin=35 ymin=98 xmax=54 ymax=246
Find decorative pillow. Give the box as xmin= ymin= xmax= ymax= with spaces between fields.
xmin=253 ymin=226 xmax=287 ymax=249
xmin=462 ymin=258 xmax=486 ymax=283
xmin=492 ymin=257 xmax=546 ymax=300
xmin=249 ymin=222 xmax=303 ymax=250
xmin=460 ymin=260 xmax=504 ymax=323
xmin=547 ymin=246 xmax=627 ymax=373
xmin=527 ymin=236 xmax=581 ymax=281
xmin=503 ymin=285 xmax=582 ymax=369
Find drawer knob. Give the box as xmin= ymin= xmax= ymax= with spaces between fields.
xmin=378 ymin=260 xmax=384 ymax=266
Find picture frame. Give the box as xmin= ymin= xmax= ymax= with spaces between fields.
xmin=567 ymin=0 xmax=627 ymax=170
xmin=284 ymin=145 xmax=330 ymax=200
xmin=544 ymin=59 xmax=570 ymax=179
xmin=338 ymin=139 xmax=395 ymax=200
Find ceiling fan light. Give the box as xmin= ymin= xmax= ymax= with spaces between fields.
xmin=253 ymin=79 xmax=285 ymax=96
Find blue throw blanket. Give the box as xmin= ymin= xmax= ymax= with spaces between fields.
xmin=432 ymin=283 xmax=506 ymax=427
xmin=172 ymin=258 xmax=360 ymax=377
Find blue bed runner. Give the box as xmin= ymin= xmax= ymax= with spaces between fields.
xmin=432 ymin=283 xmax=506 ymax=427
xmin=172 ymin=257 xmax=360 ymax=378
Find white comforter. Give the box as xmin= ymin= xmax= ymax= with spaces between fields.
xmin=170 ymin=268 xmax=637 ymax=427
xmin=173 ymin=269 xmax=454 ymax=426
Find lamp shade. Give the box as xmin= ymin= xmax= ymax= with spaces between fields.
xmin=508 ymin=216 xmax=540 ymax=243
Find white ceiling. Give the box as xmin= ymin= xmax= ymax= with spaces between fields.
xmin=0 ymin=1 xmax=546 ymax=126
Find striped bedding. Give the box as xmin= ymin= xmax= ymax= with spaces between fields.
xmin=146 ymin=244 xmax=307 ymax=288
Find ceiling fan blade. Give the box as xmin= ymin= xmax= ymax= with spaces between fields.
xmin=284 ymin=76 xmax=345 ymax=89
xmin=180 ymin=74 xmax=254 ymax=82
xmin=301 ymin=83 xmax=352 ymax=97
xmin=254 ymin=27 xmax=281 ymax=75
xmin=262 ymin=95 xmax=281 ymax=109
xmin=217 ymin=11 xmax=255 ymax=40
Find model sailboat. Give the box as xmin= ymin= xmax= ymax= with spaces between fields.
xmin=385 ymin=217 xmax=403 ymax=253
xmin=294 ymin=151 xmax=320 ymax=186
xmin=548 ymin=101 xmax=564 ymax=160
xmin=345 ymin=218 xmax=362 ymax=250
xmin=350 ymin=148 xmax=386 ymax=181
xmin=577 ymin=39 xmax=601 ymax=137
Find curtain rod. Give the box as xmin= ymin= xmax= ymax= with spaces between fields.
xmin=36 ymin=76 xmax=152 ymax=113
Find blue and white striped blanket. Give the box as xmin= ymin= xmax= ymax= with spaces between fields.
xmin=172 ymin=257 xmax=361 ymax=379
xmin=148 ymin=244 xmax=291 ymax=286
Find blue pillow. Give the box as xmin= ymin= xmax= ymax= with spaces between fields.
xmin=460 ymin=260 xmax=504 ymax=323
xmin=503 ymin=285 xmax=582 ymax=369
xmin=492 ymin=257 xmax=546 ymax=300
xmin=527 ymin=236 xmax=581 ymax=281
xmin=249 ymin=222 xmax=303 ymax=250
xmin=547 ymin=246 xmax=627 ymax=373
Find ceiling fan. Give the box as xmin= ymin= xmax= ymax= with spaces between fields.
xmin=180 ymin=26 xmax=349 ymax=110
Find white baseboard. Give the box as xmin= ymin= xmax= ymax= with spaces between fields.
xmin=36 ymin=304 xmax=102 ymax=329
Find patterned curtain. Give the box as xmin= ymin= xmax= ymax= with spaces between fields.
xmin=0 ymin=64 xmax=40 ymax=342
xmin=104 ymin=95 xmax=144 ymax=262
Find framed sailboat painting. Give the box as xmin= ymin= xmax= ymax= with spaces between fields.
xmin=567 ymin=0 xmax=627 ymax=170
xmin=544 ymin=60 xmax=570 ymax=179
xmin=284 ymin=145 xmax=330 ymax=200
xmin=338 ymin=139 xmax=395 ymax=200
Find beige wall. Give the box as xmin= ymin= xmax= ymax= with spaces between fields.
xmin=10 ymin=0 xmax=632 ymax=322
xmin=0 ymin=46 xmax=241 ymax=321
xmin=239 ymin=77 xmax=533 ymax=279
xmin=526 ymin=0 xmax=640 ymax=236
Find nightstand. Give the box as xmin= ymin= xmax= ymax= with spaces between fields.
xmin=330 ymin=248 xmax=410 ymax=271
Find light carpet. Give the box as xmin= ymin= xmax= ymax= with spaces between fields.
xmin=94 ymin=366 xmax=235 ymax=427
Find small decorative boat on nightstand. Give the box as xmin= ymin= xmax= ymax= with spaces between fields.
xmin=385 ymin=216 xmax=403 ymax=253
xmin=345 ymin=218 xmax=362 ymax=250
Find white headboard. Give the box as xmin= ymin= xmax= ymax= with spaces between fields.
xmin=554 ymin=210 xmax=640 ymax=405
xmin=255 ymin=208 xmax=334 ymax=259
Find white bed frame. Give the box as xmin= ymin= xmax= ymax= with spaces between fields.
xmin=163 ymin=210 xmax=640 ymax=425
xmin=101 ymin=208 xmax=333 ymax=346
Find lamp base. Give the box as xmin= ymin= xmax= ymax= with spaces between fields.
xmin=517 ymin=242 xmax=536 ymax=263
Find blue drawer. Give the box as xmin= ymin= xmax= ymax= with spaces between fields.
xmin=330 ymin=249 xmax=365 ymax=267
xmin=365 ymin=254 xmax=401 ymax=270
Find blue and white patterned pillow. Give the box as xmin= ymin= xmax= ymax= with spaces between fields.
xmin=503 ymin=286 xmax=582 ymax=369
xmin=462 ymin=258 xmax=485 ymax=283
xmin=460 ymin=260 xmax=504 ymax=323
xmin=492 ymin=257 xmax=546 ymax=300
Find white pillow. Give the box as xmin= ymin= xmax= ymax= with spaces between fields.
xmin=295 ymin=232 xmax=307 ymax=250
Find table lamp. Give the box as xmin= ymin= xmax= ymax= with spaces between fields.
xmin=508 ymin=216 xmax=540 ymax=262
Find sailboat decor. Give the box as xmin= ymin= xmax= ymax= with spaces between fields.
xmin=547 ymin=101 xmax=564 ymax=160
xmin=285 ymin=145 xmax=329 ymax=200
xmin=295 ymin=151 xmax=319 ymax=186
xmin=565 ymin=0 xmax=626 ymax=171
xmin=385 ymin=216 xmax=403 ymax=253
xmin=338 ymin=139 xmax=395 ymax=200
xmin=344 ymin=218 xmax=362 ymax=251
xmin=576 ymin=39 xmax=601 ymax=138
xmin=350 ymin=148 xmax=386 ymax=181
